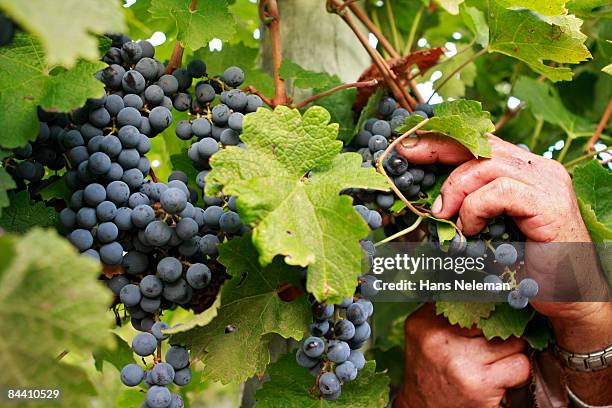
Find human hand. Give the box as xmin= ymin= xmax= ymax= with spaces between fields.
xmin=394 ymin=304 xmax=530 ymax=408
xmin=396 ymin=133 xmax=610 ymax=349
xmin=396 ymin=133 xmax=590 ymax=243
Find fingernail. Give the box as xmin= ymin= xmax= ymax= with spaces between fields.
xmin=401 ymin=136 xmax=419 ymax=148
xmin=432 ymin=195 xmax=443 ymax=214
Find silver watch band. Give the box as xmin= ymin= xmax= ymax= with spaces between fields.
xmin=554 ymin=343 xmax=612 ymax=372
xmin=566 ymin=386 xmax=612 ymax=408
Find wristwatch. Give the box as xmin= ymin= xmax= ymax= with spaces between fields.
xmin=554 ymin=343 xmax=612 ymax=372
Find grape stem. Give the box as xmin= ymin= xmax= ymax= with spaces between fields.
xmin=56 ymin=350 xmax=69 ymax=361
xmin=294 ymin=79 xmax=379 ymax=109
xmin=259 ymin=0 xmax=288 ymax=106
xmin=345 ymin=2 xmax=424 ymax=104
xmin=375 ymin=216 xmax=424 ymax=246
xmin=327 ymin=0 xmax=414 ymax=110
xmin=148 ymin=168 xmax=159 ymax=183
xmin=564 ymin=148 xmax=611 ymax=169
xmin=429 ymin=47 xmax=488 ymax=103
xmin=163 ymin=0 xmax=197 ymax=74
xmin=242 ymin=85 xmax=274 ymax=107
xmin=375 ymin=118 xmax=430 ymax=218
xmin=587 ymin=98 xmax=612 ymax=152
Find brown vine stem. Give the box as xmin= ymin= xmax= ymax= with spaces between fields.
xmin=328 ymin=0 xmax=412 ymax=110
xmin=57 ymin=350 xmax=69 ymax=361
xmin=494 ymin=103 xmax=524 ymax=132
xmin=429 ymin=47 xmax=488 ymax=103
xmin=259 ymin=0 xmax=288 ymax=106
xmin=587 ymin=98 xmax=612 ymax=152
xmin=164 ymin=0 xmax=197 ymax=74
xmin=295 ymin=79 xmax=379 ymax=109
xmin=148 ymin=168 xmax=159 ymax=183
xmin=346 ymin=2 xmax=423 ymax=105
xmin=375 ymin=119 xmax=430 ymax=218
xmin=242 ymin=85 xmax=274 ymax=107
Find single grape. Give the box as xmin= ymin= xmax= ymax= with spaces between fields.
xmin=334 ymin=319 xmax=356 ymax=341
xmin=146 ymin=386 xmax=172 ymax=408
xmin=135 ymin=57 xmax=159 ymax=81
xmin=120 ymin=284 xmax=142 ymax=306
xmin=359 ymin=275 xmax=379 ymax=299
xmin=148 ymin=106 xmax=173 ymax=131
xmin=165 ymin=346 xmax=189 ymax=370
xmin=222 ymin=66 xmax=245 ymax=87
xmin=495 ymin=243 xmax=518 ymax=265
xmin=309 ymin=320 xmax=330 ymax=337
xmin=121 ymin=363 xmax=145 ymax=386
xmin=88 ymin=151 xmax=112 ymax=175
xmin=114 ymin=207 xmax=133 ymax=230
xmin=186 ymin=263 xmax=211 ymax=289
xmin=157 ymin=257 xmax=183 ymax=282
xmin=296 ymin=349 xmax=319 ymax=368
xmin=97 ymin=222 xmax=119 ymax=243
xmin=348 ymin=350 xmax=366 ymax=370
xmin=518 ymin=278 xmax=539 ymax=298
xmin=122 ymin=70 xmax=146 ymax=94
xmin=160 ymin=188 xmax=187 ymax=214
xmin=69 ymin=229 xmax=93 ymax=251
xmin=107 ymin=275 xmax=129 ymax=296
xmin=162 ymin=279 xmax=189 ymax=303
xmin=326 ymin=340 xmax=350 ymax=363
xmin=100 ymin=241 xmax=124 ymax=265
xmin=140 ymin=275 xmax=163 ymax=298
xmin=173 ymin=367 xmax=192 ymax=386
xmin=198 ymin=234 xmax=220 ymax=256
xmin=219 ymin=211 xmax=241 ymax=233
xmin=158 ymin=74 xmax=179 ymax=95
xmin=335 ymin=360 xmax=358 ymax=382
xmin=175 ymin=120 xmax=193 ymax=140
xmin=76 ymin=207 xmax=97 ymax=229
xmin=319 ymin=372 xmax=341 ymax=395
xmin=150 ymin=362 xmax=175 ymax=386
xmin=150 ymin=321 xmax=171 ymax=341
xmin=144 ymin=220 xmax=172 ymax=247
xmin=352 ymin=322 xmax=371 ymax=343
xmin=312 ymin=302 xmax=334 ymax=320
xmin=145 ymin=84 xmax=165 ymax=106
xmin=507 ymin=290 xmax=529 ymax=309
xmin=347 ymin=303 xmax=367 ymax=325
xmin=303 ymin=336 xmax=325 ymax=358
xmin=211 ymin=104 xmax=230 ymax=125
xmin=176 ymin=217 xmax=198 ymax=240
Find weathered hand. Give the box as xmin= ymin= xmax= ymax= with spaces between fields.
xmin=394 ymin=304 xmax=530 ymax=408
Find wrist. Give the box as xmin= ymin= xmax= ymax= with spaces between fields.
xmin=550 ymin=302 xmax=612 ymax=352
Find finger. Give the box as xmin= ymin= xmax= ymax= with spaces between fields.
xmin=486 ymin=353 xmax=531 ymax=389
xmin=470 ymin=336 xmax=527 ymax=363
xmin=432 ymin=155 xmax=535 ymax=219
xmin=456 ymin=178 xmax=540 ymax=236
xmin=397 ymin=133 xmax=474 ymax=165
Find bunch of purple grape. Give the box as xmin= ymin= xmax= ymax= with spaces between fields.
xmin=296 ymin=275 xmax=378 ymax=400
xmin=120 ymin=319 xmax=191 ymax=408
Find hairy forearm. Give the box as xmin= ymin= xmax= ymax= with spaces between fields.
xmin=550 ymin=302 xmax=612 ymax=405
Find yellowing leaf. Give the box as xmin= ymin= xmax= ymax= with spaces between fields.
xmin=206 ymin=106 xmax=388 ymax=303
xmin=0 ymin=0 xmax=124 ymax=67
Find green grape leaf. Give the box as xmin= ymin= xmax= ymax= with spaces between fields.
xmin=436 ymin=221 xmax=456 ymax=245
xmin=513 ymin=76 xmax=589 ymax=135
xmin=435 ymin=0 xmax=466 ymax=15
xmin=171 ymin=235 xmax=311 ymax=384
xmin=0 ymin=0 xmax=124 ymax=67
xmin=193 ymin=42 xmax=275 ymax=96
xmin=522 ymin=314 xmax=552 ymax=350
xmin=0 ymin=33 xmax=106 ymax=149
xmin=461 ymin=6 xmax=489 ymax=48
xmin=488 ymin=3 xmax=591 ymax=82
xmin=149 ymin=0 xmax=236 ymax=50
xmin=0 ymin=167 xmax=16 ymax=216
xmin=572 ymin=161 xmax=612 ymax=242
xmin=38 ymin=176 xmax=72 ymax=203
xmin=0 ymin=229 xmax=112 ymax=401
xmin=93 ymin=333 xmax=135 ymax=373
xmin=0 ymin=191 xmax=57 ymax=233
xmin=312 ymin=79 xmax=357 ymax=144
xmin=205 ymin=106 xmax=388 ymax=303
xmin=398 ymin=100 xmax=493 ymax=158
xmin=478 ymin=303 xmax=535 ymax=340
xmin=280 ymin=59 xmax=339 ymax=90
xmin=428 ymin=47 xmax=477 ymax=99
xmin=603 ymin=63 xmax=612 ymax=76
xmin=495 ymin=0 xmax=568 ymax=16
xmin=255 ymin=354 xmax=390 ymax=407
xmin=351 ymin=89 xmax=383 ymax=144
xmin=436 ymin=301 xmax=496 ymax=327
